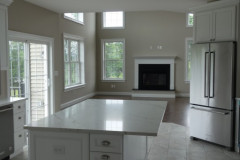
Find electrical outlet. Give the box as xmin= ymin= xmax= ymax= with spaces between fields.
xmin=53 ymin=145 xmax=65 ymax=154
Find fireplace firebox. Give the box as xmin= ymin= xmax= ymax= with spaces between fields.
xmin=138 ymin=64 xmax=170 ymax=90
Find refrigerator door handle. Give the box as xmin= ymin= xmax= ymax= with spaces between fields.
xmin=191 ymin=107 xmax=229 ymax=115
xmin=204 ymin=52 xmax=210 ymax=98
xmin=210 ymin=51 xmax=215 ymax=98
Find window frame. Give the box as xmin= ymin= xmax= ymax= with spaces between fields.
xmin=186 ymin=12 xmax=194 ymax=27
xmin=102 ymin=11 xmax=125 ymax=29
xmin=101 ymin=39 xmax=125 ymax=82
xmin=63 ymin=33 xmax=85 ymax=91
xmin=64 ymin=13 xmax=84 ymax=25
xmin=185 ymin=37 xmax=193 ymax=83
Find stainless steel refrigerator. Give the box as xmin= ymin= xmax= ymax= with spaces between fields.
xmin=190 ymin=42 xmax=236 ymax=148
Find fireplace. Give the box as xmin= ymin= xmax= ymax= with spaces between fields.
xmin=139 ymin=64 xmax=170 ymax=90
xmin=134 ymin=56 xmax=175 ymax=91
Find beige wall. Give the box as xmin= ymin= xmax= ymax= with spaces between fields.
xmin=96 ymin=11 xmax=192 ymax=94
xmin=0 ymin=0 xmax=96 ymax=111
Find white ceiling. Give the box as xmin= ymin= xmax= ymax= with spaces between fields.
xmin=24 ymin=0 xmax=209 ymax=13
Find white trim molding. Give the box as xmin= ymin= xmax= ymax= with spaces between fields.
xmin=0 ymin=0 xmax=13 ymax=6
xmin=134 ymin=56 xmax=176 ymax=90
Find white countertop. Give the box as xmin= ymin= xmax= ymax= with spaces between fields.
xmin=25 ymin=99 xmax=167 ymax=136
xmin=0 ymin=97 xmax=27 ymax=107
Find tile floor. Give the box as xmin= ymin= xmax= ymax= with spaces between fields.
xmin=148 ymin=123 xmax=240 ymax=160
xmin=11 ymin=123 xmax=240 ymax=160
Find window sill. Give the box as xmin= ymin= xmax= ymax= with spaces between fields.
xmin=101 ymin=79 xmax=126 ymax=83
xmin=64 ymin=83 xmax=86 ymax=92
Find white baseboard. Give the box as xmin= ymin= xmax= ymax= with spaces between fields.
xmin=96 ymin=92 xmax=132 ymax=96
xmin=60 ymin=93 xmax=96 ymax=110
xmin=176 ymin=93 xmax=190 ymax=97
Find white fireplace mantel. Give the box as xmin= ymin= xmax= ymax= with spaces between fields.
xmin=134 ymin=56 xmax=176 ymax=90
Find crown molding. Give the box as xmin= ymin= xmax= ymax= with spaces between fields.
xmin=0 ymin=0 xmax=13 ymax=6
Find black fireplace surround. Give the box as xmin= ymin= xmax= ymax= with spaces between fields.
xmin=138 ymin=64 xmax=170 ymax=90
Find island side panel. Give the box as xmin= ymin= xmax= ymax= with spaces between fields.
xmin=28 ymin=130 xmax=89 ymax=160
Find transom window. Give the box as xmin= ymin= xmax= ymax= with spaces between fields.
xmin=64 ymin=13 xmax=84 ymax=24
xmin=187 ymin=13 xmax=194 ymax=27
xmin=102 ymin=39 xmax=125 ymax=81
xmin=102 ymin=11 xmax=124 ymax=29
xmin=64 ymin=33 xmax=85 ymax=90
xmin=185 ymin=37 xmax=193 ymax=82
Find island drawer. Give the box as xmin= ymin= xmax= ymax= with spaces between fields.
xmin=13 ymin=101 xmax=26 ymax=114
xmin=90 ymin=152 xmax=122 ymax=160
xmin=90 ymin=134 xmax=123 ymax=153
xmin=14 ymin=111 xmax=25 ymax=131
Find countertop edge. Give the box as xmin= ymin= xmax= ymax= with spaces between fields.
xmin=24 ymin=126 xmax=158 ymax=137
xmin=0 ymin=97 xmax=28 ymax=107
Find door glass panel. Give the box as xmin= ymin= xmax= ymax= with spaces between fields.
xmin=29 ymin=43 xmax=48 ymax=122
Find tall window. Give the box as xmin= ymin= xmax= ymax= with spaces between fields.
xmin=102 ymin=39 xmax=125 ymax=81
xmin=185 ymin=38 xmax=193 ymax=82
xmin=103 ymin=11 xmax=124 ymax=29
xmin=9 ymin=41 xmax=26 ymax=97
xmin=187 ymin=13 xmax=194 ymax=27
xmin=64 ymin=13 xmax=84 ymax=24
xmin=64 ymin=33 xmax=85 ymax=90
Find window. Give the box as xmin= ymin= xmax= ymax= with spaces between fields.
xmin=64 ymin=13 xmax=84 ymax=24
xmin=102 ymin=39 xmax=125 ymax=81
xmin=9 ymin=41 xmax=26 ymax=98
xmin=64 ymin=33 xmax=85 ymax=90
xmin=185 ymin=37 xmax=193 ymax=82
xmin=187 ymin=13 xmax=194 ymax=27
xmin=102 ymin=11 xmax=124 ymax=29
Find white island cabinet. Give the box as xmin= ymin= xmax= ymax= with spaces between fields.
xmin=191 ymin=0 xmax=239 ymax=43
xmin=25 ymin=99 xmax=167 ymax=160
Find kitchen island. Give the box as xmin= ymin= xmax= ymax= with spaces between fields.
xmin=24 ymin=99 xmax=167 ymax=160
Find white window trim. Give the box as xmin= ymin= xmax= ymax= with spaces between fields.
xmin=185 ymin=37 xmax=193 ymax=83
xmin=101 ymin=38 xmax=126 ymax=82
xmin=64 ymin=13 xmax=84 ymax=25
xmin=102 ymin=12 xmax=125 ymax=29
xmin=63 ymin=33 xmax=85 ymax=91
xmin=186 ymin=12 xmax=194 ymax=27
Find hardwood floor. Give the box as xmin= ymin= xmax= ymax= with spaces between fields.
xmin=91 ymin=95 xmax=190 ymax=127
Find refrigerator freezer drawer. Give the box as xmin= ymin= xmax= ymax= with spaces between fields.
xmin=190 ymin=105 xmax=233 ymax=147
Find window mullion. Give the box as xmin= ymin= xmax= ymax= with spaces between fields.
xmin=68 ymin=39 xmax=72 ymax=85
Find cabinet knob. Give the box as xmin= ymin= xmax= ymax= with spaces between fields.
xmin=19 ymin=134 xmax=22 ymax=138
xmin=18 ymin=106 xmax=21 ymax=109
xmin=101 ymin=140 xmax=111 ymax=146
xmin=18 ymin=117 xmax=22 ymax=120
xmin=101 ymin=154 xmax=110 ymax=160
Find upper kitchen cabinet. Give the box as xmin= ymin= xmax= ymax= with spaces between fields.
xmin=0 ymin=0 xmax=12 ymax=70
xmin=191 ymin=0 xmax=239 ymax=43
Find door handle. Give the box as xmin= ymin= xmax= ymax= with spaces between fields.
xmin=0 ymin=107 xmax=13 ymax=113
xmin=209 ymin=51 xmax=215 ymax=98
xmin=191 ymin=107 xmax=229 ymax=115
xmin=204 ymin=52 xmax=210 ymax=98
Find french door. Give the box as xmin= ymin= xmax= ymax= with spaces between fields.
xmin=9 ymin=35 xmax=53 ymax=124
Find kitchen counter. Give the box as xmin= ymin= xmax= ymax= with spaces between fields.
xmin=25 ymin=99 xmax=167 ymax=136
xmin=25 ymin=99 xmax=167 ymax=160
xmin=0 ymin=97 xmax=27 ymax=107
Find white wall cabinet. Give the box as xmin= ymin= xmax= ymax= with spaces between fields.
xmin=193 ymin=2 xmax=237 ymax=43
xmin=0 ymin=0 xmax=12 ymax=70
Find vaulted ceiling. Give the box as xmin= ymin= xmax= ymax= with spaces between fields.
xmin=25 ymin=0 xmax=209 ymax=13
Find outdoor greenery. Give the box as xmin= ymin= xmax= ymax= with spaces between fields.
xmin=9 ymin=41 xmax=25 ymax=97
xmin=104 ymin=41 xmax=124 ymax=79
xmin=188 ymin=13 xmax=194 ymax=26
xmin=64 ymin=39 xmax=81 ymax=87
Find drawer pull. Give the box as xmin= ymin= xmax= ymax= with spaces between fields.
xmin=18 ymin=106 xmax=21 ymax=109
xmin=102 ymin=140 xmax=111 ymax=146
xmin=101 ymin=154 xmax=110 ymax=160
xmin=18 ymin=117 xmax=22 ymax=120
xmin=19 ymin=134 xmax=22 ymax=138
